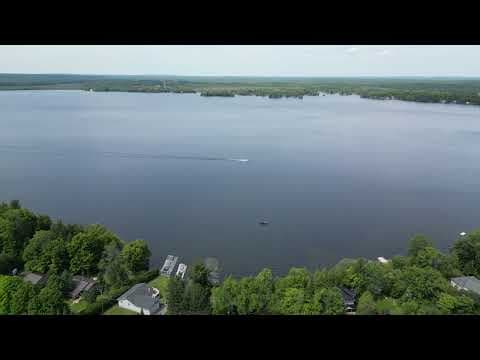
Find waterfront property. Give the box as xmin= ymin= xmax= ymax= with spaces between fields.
xmin=160 ymin=255 xmax=179 ymax=277
xmin=338 ymin=287 xmax=357 ymax=312
xmin=69 ymin=275 xmax=98 ymax=299
xmin=450 ymin=276 xmax=480 ymax=296
xmin=21 ymin=272 xmax=48 ymax=286
xmin=117 ymin=283 xmax=161 ymax=315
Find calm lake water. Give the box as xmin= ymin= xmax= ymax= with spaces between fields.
xmin=1 ymin=91 xmax=480 ymax=277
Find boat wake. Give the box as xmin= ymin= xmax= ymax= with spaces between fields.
xmin=0 ymin=145 xmax=248 ymax=163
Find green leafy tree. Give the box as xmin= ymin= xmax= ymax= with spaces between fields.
xmin=35 ymin=214 xmax=52 ymax=231
xmin=183 ymin=281 xmax=211 ymax=313
xmin=401 ymin=266 xmax=448 ymax=302
xmin=11 ymin=281 xmax=37 ymax=314
xmin=437 ymin=292 xmax=475 ymax=315
xmin=0 ymin=253 xmax=18 ymax=275
xmin=452 ymin=230 xmax=480 ymax=277
xmin=23 ymin=230 xmax=56 ymax=273
xmin=68 ymin=224 xmax=121 ymax=275
xmin=0 ymin=275 xmax=23 ymax=314
xmin=357 ymin=291 xmax=376 ymax=315
xmin=376 ymin=298 xmax=403 ymax=315
xmin=0 ymin=208 xmax=37 ymax=257
xmin=276 ymin=288 xmax=307 ymax=315
xmin=408 ymin=234 xmax=433 ymax=258
xmin=167 ymin=277 xmax=186 ymax=314
xmin=189 ymin=262 xmax=211 ymax=288
xmin=307 ymin=288 xmax=344 ymax=315
xmin=120 ymin=239 xmax=151 ymax=274
xmin=211 ymin=276 xmax=239 ymax=315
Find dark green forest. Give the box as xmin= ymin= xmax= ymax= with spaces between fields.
xmin=1 ymin=200 xmax=480 ymax=315
xmin=1 ymin=74 xmax=480 ymax=105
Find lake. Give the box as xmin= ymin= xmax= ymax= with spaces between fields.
xmin=1 ymin=90 xmax=480 ymax=277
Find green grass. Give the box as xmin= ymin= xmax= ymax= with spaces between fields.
xmin=69 ymin=299 xmax=88 ymax=314
xmin=148 ymin=276 xmax=169 ymax=299
xmin=103 ymin=305 xmax=138 ymax=315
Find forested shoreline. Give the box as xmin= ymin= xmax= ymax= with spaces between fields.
xmin=1 ymin=200 xmax=480 ymax=315
xmin=1 ymin=74 xmax=480 ymax=106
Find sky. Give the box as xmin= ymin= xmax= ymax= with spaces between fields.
xmin=0 ymin=45 xmax=479 ymax=77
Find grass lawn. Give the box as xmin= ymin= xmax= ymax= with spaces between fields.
xmin=148 ymin=276 xmax=169 ymax=299
xmin=103 ymin=305 xmax=138 ymax=315
xmin=69 ymin=299 xmax=88 ymax=314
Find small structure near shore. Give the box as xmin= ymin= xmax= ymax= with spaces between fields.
xmin=205 ymin=257 xmax=221 ymax=285
xmin=160 ymin=255 xmax=179 ymax=277
xmin=176 ymin=263 xmax=187 ymax=279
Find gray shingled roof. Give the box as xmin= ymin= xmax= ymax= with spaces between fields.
xmin=451 ymin=276 xmax=480 ymax=295
xmin=117 ymin=283 xmax=159 ymax=311
xmin=22 ymin=272 xmax=46 ymax=285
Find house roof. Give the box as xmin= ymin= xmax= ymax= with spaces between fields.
xmin=338 ymin=287 xmax=356 ymax=304
xmin=22 ymin=272 xmax=47 ymax=285
xmin=451 ymin=276 xmax=480 ymax=295
xmin=70 ymin=276 xmax=97 ymax=299
xmin=117 ymin=283 xmax=159 ymax=311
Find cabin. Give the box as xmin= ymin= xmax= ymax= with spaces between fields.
xmin=21 ymin=272 xmax=48 ymax=286
xmin=117 ymin=283 xmax=161 ymax=315
xmin=69 ymin=275 xmax=97 ymax=299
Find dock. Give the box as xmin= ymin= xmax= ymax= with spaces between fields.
xmin=160 ymin=255 xmax=179 ymax=277
xmin=176 ymin=263 xmax=187 ymax=279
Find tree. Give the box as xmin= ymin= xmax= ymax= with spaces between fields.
xmin=211 ymin=276 xmax=239 ymax=315
xmin=375 ymin=298 xmax=403 ymax=315
xmin=183 ymin=281 xmax=211 ymax=313
xmin=28 ymin=274 xmax=70 ymax=315
xmin=189 ymin=262 xmax=211 ymax=288
xmin=35 ymin=214 xmax=52 ymax=231
xmin=0 ymin=208 xmax=38 ymax=257
xmin=307 ymin=288 xmax=344 ymax=315
xmin=276 ymin=287 xmax=307 ymax=315
xmin=0 ymin=253 xmax=18 ymax=275
xmin=9 ymin=200 xmax=21 ymax=209
xmin=248 ymin=268 xmax=275 ymax=314
xmin=120 ymin=239 xmax=151 ymax=274
xmin=452 ymin=230 xmax=480 ymax=277
xmin=401 ymin=266 xmax=448 ymax=302
xmin=0 ymin=275 xmax=23 ymax=314
xmin=357 ymin=291 xmax=376 ymax=315
xmin=11 ymin=281 xmax=37 ymax=314
xmin=68 ymin=224 xmax=121 ymax=275
xmin=167 ymin=277 xmax=186 ymax=314
xmin=408 ymin=234 xmax=433 ymax=258
xmin=23 ymin=230 xmax=56 ymax=273
xmin=437 ymin=292 xmax=475 ymax=315
xmin=82 ymin=286 xmax=98 ymax=304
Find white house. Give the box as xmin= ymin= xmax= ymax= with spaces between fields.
xmin=117 ymin=283 xmax=161 ymax=315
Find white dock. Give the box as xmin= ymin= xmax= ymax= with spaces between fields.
xmin=160 ymin=255 xmax=179 ymax=277
xmin=176 ymin=263 xmax=187 ymax=279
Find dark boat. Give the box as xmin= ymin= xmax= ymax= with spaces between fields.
xmin=259 ymin=221 xmax=269 ymax=226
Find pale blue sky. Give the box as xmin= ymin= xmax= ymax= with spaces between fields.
xmin=0 ymin=45 xmax=479 ymax=77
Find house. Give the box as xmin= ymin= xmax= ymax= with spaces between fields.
xmin=69 ymin=275 xmax=97 ymax=299
xmin=117 ymin=283 xmax=161 ymax=315
xmin=450 ymin=276 xmax=480 ymax=296
xmin=21 ymin=272 xmax=47 ymax=286
xmin=338 ymin=287 xmax=357 ymax=312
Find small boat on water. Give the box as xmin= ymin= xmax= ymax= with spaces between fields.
xmin=259 ymin=221 xmax=269 ymax=226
